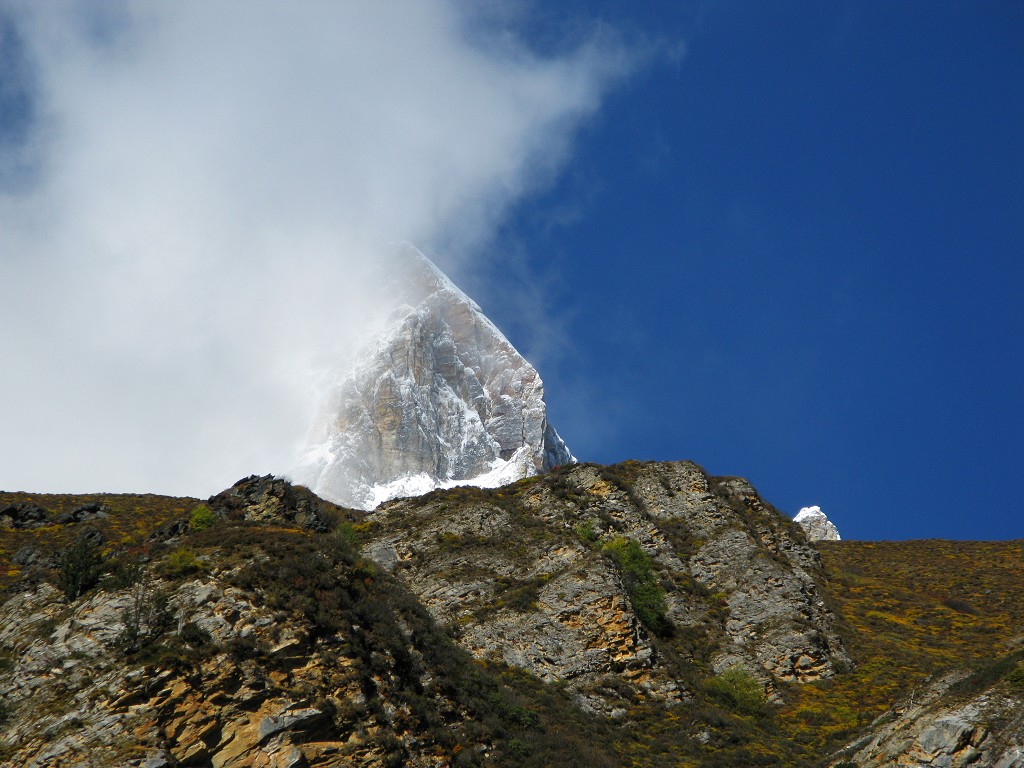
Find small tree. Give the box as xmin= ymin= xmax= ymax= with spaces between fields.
xmin=58 ymin=533 xmax=104 ymax=601
xmin=118 ymin=574 xmax=173 ymax=654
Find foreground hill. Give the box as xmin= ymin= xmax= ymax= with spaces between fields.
xmin=0 ymin=463 xmax=1021 ymax=767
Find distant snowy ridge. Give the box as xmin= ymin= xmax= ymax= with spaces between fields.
xmin=291 ymin=244 xmax=573 ymax=509
xmin=794 ymin=505 xmax=841 ymax=541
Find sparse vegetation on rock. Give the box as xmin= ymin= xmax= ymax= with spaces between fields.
xmin=602 ymin=536 xmax=672 ymax=636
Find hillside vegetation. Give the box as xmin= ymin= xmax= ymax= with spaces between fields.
xmin=1 ymin=468 xmax=1021 ymax=767
xmin=778 ymin=539 xmax=1024 ymax=758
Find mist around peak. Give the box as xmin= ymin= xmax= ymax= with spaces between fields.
xmin=291 ymin=246 xmax=573 ymax=510
xmin=0 ymin=3 xmax=634 ymax=498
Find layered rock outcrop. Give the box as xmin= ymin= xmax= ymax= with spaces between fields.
xmin=4 ymin=473 xmax=1023 ymax=766
xmin=0 ymin=483 xmax=503 ymax=767
xmin=0 ymin=465 xmax=850 ymax=764
xmin=363 ymin=460 xmax=850 ymax=711
xmin=292 ymin=245 xmax=572 ymax=510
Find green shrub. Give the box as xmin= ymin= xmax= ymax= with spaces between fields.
xmin=105 ymin=558 xmax=147 ymax=590
xmin=1006 ymin=662 xmax=1024 ymax=691
xmin=487 ymin=575 xmax=548 ymax=614
xmin=161 ymin=548 xmax=206 ymax=578
xmin=704 ymin=666 xmax=767 ymax=716
xmin=506 ymin=738 xmax=532 ymax=759
xmin=573 ymin=520 xmax=599 ymax=543
xmin=333 ymin=521 xmax=361 ymax=550
xmin=602 ymin=537 xmax=672 ymax=636
xmin=188 ymin=504 xmax=217 ymax=532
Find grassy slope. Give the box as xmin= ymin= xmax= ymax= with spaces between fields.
xmin=777 ymin=539 xmax=1024 ymax=758
xmin=0 ymin=491 xmax=198 ymax=589
xmin=2 ymin=488 xmax=1022 ymax=766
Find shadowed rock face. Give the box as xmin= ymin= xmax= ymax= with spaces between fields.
xmin=292 ymin=245 xmax=572 ymax=509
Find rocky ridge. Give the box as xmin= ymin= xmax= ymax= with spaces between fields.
xmin=292 ymin=245 xmax=572 ymax=510
xmin=0 ymin=462 xmax=851 ymax=767
xmin=362 ymin=460 xmax=850 ymax=712
xmin=0 ymin=484 xmax=539 ymax=767
xmin=2 ymin=472 xmax=1022 ymax=767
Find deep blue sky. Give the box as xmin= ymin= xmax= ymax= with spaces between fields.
xmin=477 ymin=2 xmax=1024 ymax=540
xmin=2 ymin=3 xmax=1020 ymax=542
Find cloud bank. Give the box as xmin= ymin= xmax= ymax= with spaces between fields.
xmin=0 ymin=2 xmax=631 ymax=496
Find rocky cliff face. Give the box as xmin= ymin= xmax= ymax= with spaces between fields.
xmin=0 ymin=463 xmax=852 ymax=767
xmin=0 ymin=481 xmax=563 ymax=767
xmin=3 ymin=474 xmax=1021 ymax=767
xmin=362 ymin=460 xmax=850 ymax=713
xmin=291 ymin=245 xmax=572 ymax=510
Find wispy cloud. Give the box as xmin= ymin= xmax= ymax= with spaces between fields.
xmin=0 ymin=1 xmax=633 ymax=495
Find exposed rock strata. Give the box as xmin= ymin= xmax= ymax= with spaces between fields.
xmin=0 ymin=579 xmax=464 ymax=767
xmin=363 ymin=460 xmax=850 ymax=710
xmin=2 ymin=474 xmax=1023 ymax=766
xmin=0 ymin=484 xmax=484 ymax=767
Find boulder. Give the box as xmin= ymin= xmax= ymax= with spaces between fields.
xmin=0 ymin=502 xmax=48 ymax=529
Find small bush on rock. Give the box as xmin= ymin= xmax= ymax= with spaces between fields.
xmin=160 ymin=548 xmax=206 ymax=579
xmin=704 ymin=666 xmax=767 ymax=716
xmin=602 ymin=537 xmax=672 ymax=637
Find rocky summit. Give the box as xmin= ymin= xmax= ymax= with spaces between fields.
xmin=291 ymin=244 xmax=572 ymax=510
xmin=794 ymin=505 xmax=841 ymax=541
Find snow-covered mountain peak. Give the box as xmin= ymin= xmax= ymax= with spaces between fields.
xmin=290 ymin=244 xmax=573 ymax=509
xmin=794 ymin=505 xmax=842 ymax=541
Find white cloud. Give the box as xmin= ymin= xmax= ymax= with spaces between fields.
xmin=0 ymin=1 xmax=633 ymax=496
